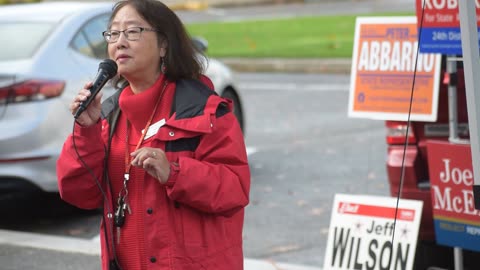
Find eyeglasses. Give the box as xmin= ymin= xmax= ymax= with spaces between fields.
xmin=102 ymin=27 xmax=157 ymax=43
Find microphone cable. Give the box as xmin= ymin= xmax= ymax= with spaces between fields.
xmin=390 ymin=0 xmax=427 ymax=257
xmin=71 ymin=119 xmax=122 ymax=269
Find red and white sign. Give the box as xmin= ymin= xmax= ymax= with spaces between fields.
xmin=324 ymin=194 xmax=423 ymax=270
xmin=416 ymin=0 xmax=480 ymax=28
xmin=427 ymin=140 xmax=479 ymax=221
xmin=338 ymin=202 xmax=416 ymax=221
xmin=426 ymin=140 xmax=480 ymax=251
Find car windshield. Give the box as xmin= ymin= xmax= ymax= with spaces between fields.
xmin=0 ymin=22 xmax=54 ymax=61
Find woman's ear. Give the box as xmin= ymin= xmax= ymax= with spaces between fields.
xmin=160 ymin=39 xmax=168 ymax=57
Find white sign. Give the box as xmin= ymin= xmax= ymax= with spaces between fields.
xmin=347 ymin=16 xmax=441 ymax=122
xmin=323 ymin=194 xmax=423 ymax=270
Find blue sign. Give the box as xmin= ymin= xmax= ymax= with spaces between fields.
xmin=419 ymin=27 xmax=480 ymax=54
xmin=433 ymin=218 xmax=480 ymax=252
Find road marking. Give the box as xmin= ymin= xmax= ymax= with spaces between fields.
xmin=245 ymin=259 xmax=323 ymax=270
xmin=91 ymin=233 xmax=101 ymax=243
xmin=220 ymin=15 xmax=299 ymax=23
xmin=238 ymin=82 xmax=349 ymax=92
xmin=204 ymin=10 xmax=299 ymax=23
xmin=205 ymin=8 xmax=226 ymax=15
xmin=0 ymin=229 xmax=100 ymax=255
xmin=246 ymin=146 xmax=257 ymax=156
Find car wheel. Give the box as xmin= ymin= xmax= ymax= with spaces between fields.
xmin=221 ymin=87 xmax=244 ymax=134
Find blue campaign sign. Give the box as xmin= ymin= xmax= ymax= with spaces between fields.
xmin=433 ymin=219 xmax=480 ymax=252
xmin=419 ymin=27 xmax=480 ymax=54
xmin=415 ymin=0 xmax=480 ymax=54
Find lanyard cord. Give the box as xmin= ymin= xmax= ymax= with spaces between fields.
xmin=117 ymin=81 xmax=168 ymax=202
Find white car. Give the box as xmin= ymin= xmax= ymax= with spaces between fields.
xmin=0 ymin=2 xmax=244 ymax=194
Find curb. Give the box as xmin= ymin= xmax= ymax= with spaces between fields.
xmin=218 ymin=57 xmax=352 ymax=74
xmin=0 ymin=229 xmax=323 ymax=270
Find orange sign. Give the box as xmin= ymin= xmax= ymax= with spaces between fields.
xmin=348 ymin=17 xmax=441 ymax=122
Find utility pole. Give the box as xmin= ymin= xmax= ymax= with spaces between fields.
xmin=458 ymin=0 xmax=480 ymax=210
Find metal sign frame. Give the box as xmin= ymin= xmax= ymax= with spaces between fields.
xmin=458 ymin=0 xmax=480 ymax=210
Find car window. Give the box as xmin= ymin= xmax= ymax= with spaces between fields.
xmin=71 ymin=14 xmax=109 ymax=59
xmin=0 ymin=23 xmax=54 ymax=61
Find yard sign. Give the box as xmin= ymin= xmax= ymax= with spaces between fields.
xmin=427 ymin=140 xmax=480 ymax=252
xmin=416 ymin=0 xmax=480 ymax=54
xmin=348 ymin=16 xmax=441 ymax=122
xmin=324 ymin=194 xmax=423 ymax=270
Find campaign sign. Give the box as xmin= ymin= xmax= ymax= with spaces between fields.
xmin=416 ymin=0 xmax=480 ymax=54
xmin=348 ymin=17 xmax=441 ymax=122
xmin=323 ymin=194 xmax=423 ymax=270
xmin=427 ymin=140 xmax=480 ymax=252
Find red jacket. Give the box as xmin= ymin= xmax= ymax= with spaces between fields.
xmin=57 ymin=76 xmax=250 ymax=270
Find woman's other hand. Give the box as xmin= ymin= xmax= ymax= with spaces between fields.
xmin=131 ymin=147 xmax=171 ymax=184
xmin=70 ymin=82 xmax=103 ymax=127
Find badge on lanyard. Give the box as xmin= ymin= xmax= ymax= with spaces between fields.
xmin=142 ymin=118 xmax=166 ymax=140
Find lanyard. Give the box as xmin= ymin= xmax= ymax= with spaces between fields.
xmin=118 ymin=81 xmax=168 ymax=201
xmin=113 ymin=81 xmax=168 ymax=233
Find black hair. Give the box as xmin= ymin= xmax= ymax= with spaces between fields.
xmin=108 ymin=0 xmax=205 ymax=88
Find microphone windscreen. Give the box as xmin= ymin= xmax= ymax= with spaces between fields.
xmin=99 ymin=59 xmax=118 ymax=79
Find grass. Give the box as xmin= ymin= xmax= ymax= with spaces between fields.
xmin=186 ymin=13 xmax=414 ymax=58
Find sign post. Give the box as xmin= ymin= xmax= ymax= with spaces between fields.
xmin=458 ymin=0 xmax=480 ymax=212
xmin=417 ymin=0 xmax=480 ymax=268
xmin=446 ymin=54 xmax=465 ymax=270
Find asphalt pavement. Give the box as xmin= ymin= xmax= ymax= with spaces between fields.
xmin=0 ymin=230 xmax=321 ymax=270
xmin=0 ymin=0 xmax=415 ymax=269
xmin=0 ymin=228 xmax=323 ymax=270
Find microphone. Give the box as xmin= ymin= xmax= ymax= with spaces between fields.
xmin=74 ymin=59 xmax=118 ymax=119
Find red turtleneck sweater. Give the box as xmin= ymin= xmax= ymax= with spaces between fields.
xmin=108 ymin=74 xmax=173 ymax=270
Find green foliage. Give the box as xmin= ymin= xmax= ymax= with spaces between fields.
xmin=187 ymin=13 xmax=414 ymax=58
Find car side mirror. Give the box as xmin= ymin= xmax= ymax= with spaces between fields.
xmin=192 ymin=36 xmax=208 ymax=53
